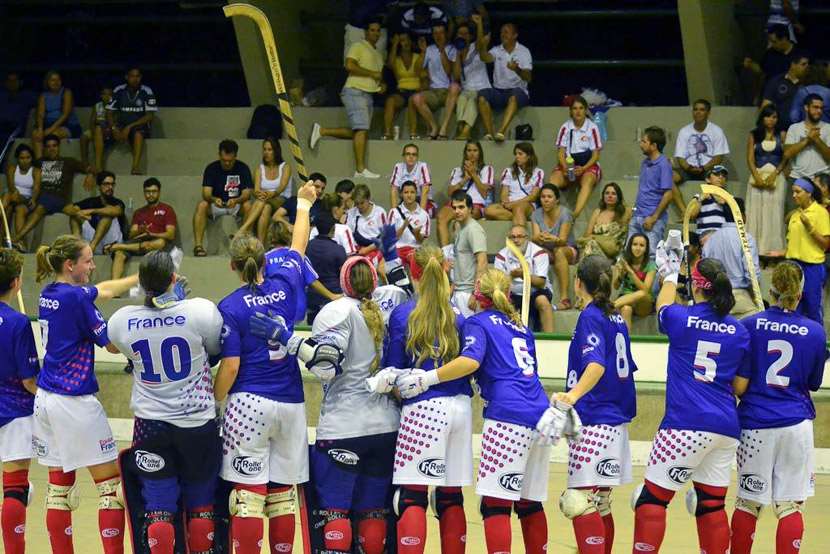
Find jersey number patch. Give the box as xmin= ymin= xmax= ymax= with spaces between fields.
xmin=131 ymin=337 xmax=192 ymax=383
xmin=511 ymin=337 xmax=535 ymax=376
xmin=765 ymin=339 xmax=792 ymax=389
xmin=693 ymin=340 xmax=721 ymax=383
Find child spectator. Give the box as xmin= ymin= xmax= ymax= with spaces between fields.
xmin=236 ymin=137 xmax=291 ymax=243
xmin=390 ymin=143 xmax=433 ymax=214
xmin=32 ymin=71 xmax=81 ymax=159
xmin=578 ymin=182 xmax=631 ymax=261
xmin=437 ymin=140 xmax=493 ymax=246
xmin=484 ymin=141 xmax=543 ymax=225
xmin=68 ymin=171 xmax=127 ymax=254
xmin=80 ymin=85 xmax=113 ymax=172
xmin=530 ymin=184 xmax=576 ymax=310
xmin=107 ymin=66 xmax=157 ymax=175
xmin=388 ymin=180 xmax=430 ymax=262
xmin=383 ymin=33 xmax=423 ymax=140
xmin=3 ymin=144 xmax=39 ymax=250
xmin=613 ymin=233 xmax=656 ymax=330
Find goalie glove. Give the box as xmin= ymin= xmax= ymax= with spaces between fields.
xmin=655 ymin=232 xmax=683 ymax=284
xmin=286 ymin=335 xmax=344 ymax=382
xmin=395 ymin=368 xmax=441 ymax=399
xmin=365 ymin=367 xmax=406 ymax=394
xmin=535 ymin=399 xmax=582 ymax=446
xmin=151 ymin=275 xmax=191 ymax=309
xmin=249 ymin=311 xmax=292 ymax=349
xmin=378 ymin=223 xmax=399 ymax=263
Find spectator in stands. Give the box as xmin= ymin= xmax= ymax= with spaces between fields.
xmin=80 ymin=85 xmax=114 ymax=172
xmin=549 ymin=95 xmax=603 ymax=218
xmin=495 ymin=223 xmax=555 ymax=332
xmin=388 ymin=180 xmax=430 ymax=262
xmin=410 ymin=25 xmax=459 ymax=140
xmin=343 ymin=0 xmax=390 ymax=62
xmin=3 ymin=144 xmax=39 ymax=249
xmin=400 ymin=2 xmax=447 ymax=39
xmin=612 ymin=233 xmax=656 ymax=331
xmin=743 ymin=24 xmax=795 ymax=103
xmin=310 ymin=192 xmax=356 ymax=255
xmin=68 ymin=170 xmax=127 ymax=254
xmin=345 ymin=183 xmax=387 ymax=263
xmin=578 ymin=182 xmax=631 ymax=261
xmin=310 ymin=21 xmax=385 ymax=179
xmin=441 ymin=0 xmax=487 ymax=29
xmin=785 ymin=178 xmax=830 ymax=323
xmin=437 ymin=140 xmax=493 ymax=246
xmin=107 ymin=67 xmax=157 ymax=175
xmin=106 ymin=177 xmax=177 ymax=280
xmin=784 ymin=93 xmax=830 ymax=181
xmin=335 ymin=178 xmax=355 ymax=213
xmin=15 ymin=134 xmax=94 ymax=248
xmin=272 ymin=172 xmax=327 ymax=233
xmin=31 ymin=71 xmax=82 ymax=159
xmin=530 ymin=184 xmax=576 ymax=310
xmin=451 ymin=20 xmax=491 ymax=140
xmin=485 ymin=141 xmax=543 ymax=225
xmin=390 ymin=143 xmax=433 ymax=213
xmin=236 ymin=137 xmax=291 ymax=242
xmin=702 ymin=197 xmax=762 ymax=319
xmin=471 ymin=14 xmax=532 ymax=142
xmin=306 ymin=212 xmax=348 ymax=324
xmin=746 ymin=104 xmax=789 ymax=256
xmin=383 ymin=33 xmax=422 ymax=140
xmin=192 ymin=139 xmax=253 ymax=257
xmin=761 ymin=50 xmax=809 ymax=129
xmin=767 ymin=0 xmax=802 ymax=41
xmin=687 ymin=165 xmax=730 ymax=241
xmin=446 ymin=190 xmax=487 ymax=317
xmin=630 ymin=126 xmax=673 ymax=258
xmin=672 ymin=99 xmax=730 ymax=213
xmin=789 ymin=80 xmax=830 ymax=124
xmin=0 ymin=71 xmax=36 ymax=148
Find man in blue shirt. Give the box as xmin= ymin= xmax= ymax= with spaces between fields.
xmin=628 ymin=126 xmax=673 ymax=259
xmin=305 ymin=213 xmax=346 ymax=323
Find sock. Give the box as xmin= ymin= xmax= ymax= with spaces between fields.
xmin=437 ymin=487 xmax=466 ymax=554
xmin=266 ymin=485 xmax=295 ymax=554
xmin=147 ymin=520 xmax=175 ymax=554
xmin=632 ymin=481 xmax=674 ymax=553
xmin=187 ymin=505 xmax=214 ymax=553
xmin=397 ymin=485 xmax=427 ymax=554
xmin=358 ymin=515 xmax=387 ymax=554
xmin=601 ymin=513 xmax=615 ymax=554
xmin=694 ymin=484 xmax=729 ymax=554
xmin=46 ymin=470 xmax=76 ymax=554
xmin=231 ymin=484 xmax=266 ymax=554
xmin=516 ymin=501 xmax=547 ymax=554
xmin=776 ymin=512 xmax=804 ymax=554
xmin=95 ymin=476 xmax=125 ymax=554
xmin=572 ymin=512 xmax=606 ymax=554
xmin=481 ymin=496 xmax=512 ymax=554
xmin=323 ymin=514 xmax=352 ymax=552
xmin=2 ymin=470 xmax=29 ymax=554
xmin=729 ymin=508 xmax=758 ymax=554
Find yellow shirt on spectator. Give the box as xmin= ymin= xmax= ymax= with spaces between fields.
xmin=393 ymin=53 xmax=422 ymax=92
xmin=786 ymin=201 xmax=830 ymax=263
xmin=344 ymin=40 xmax=384 ymax=93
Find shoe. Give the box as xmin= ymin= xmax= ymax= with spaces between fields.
xmin=309 ymin=122 xmax=321 ymax=149
xmin=494 ymin=132 xmax=506 ymax=142
xmin=483 ymin=133 xmax=494 ymax=141
xmin=354 ymin=168 xmax=380 ymax=179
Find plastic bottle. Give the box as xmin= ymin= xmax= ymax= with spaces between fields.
xmin=566 ymin=154 xmax=575 ymax=181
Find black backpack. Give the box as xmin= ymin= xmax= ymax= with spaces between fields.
xmin=247 ymin=104 xmax=283 ymax=139
xmin=515 ymin=124 xmax=533 ymax=140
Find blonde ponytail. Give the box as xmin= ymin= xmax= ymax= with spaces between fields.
xmin=478 ymin=268 xmax=523 ymax=327
xmin=36 ymin=235 xmax=87 ymax=282
xmin=230 ymin=234 xmax=265 ymax=290
xmin=770 ymin=261 xmax=804 ymax=310
xmin=345 ymin=259 xmax=383 ymax=373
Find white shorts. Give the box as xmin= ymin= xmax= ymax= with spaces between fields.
xmin=0 ymin=416 xmax=34 ymax=462
xmin=451 ymin=290 xmax=474 ymax=318
xmin=644 ymin=428 xmax=738 ymax=491
xmin=82 ymin=220 xmax=123 ymax=254
xmin=220 ymin=393 xmax=309 ymax=485
xmin=567 ymin=423 xmax=632 ymax=488
xmin=393 ymin=395 xmax=473 ymax=487
xmin=32 ymin=390 xmax=117 ymax=472
xmin=476 ymin=419 xmax=551 ymax=502
xmin=210 ymin=203 xmax=241 ymax=219
xmin=736 ymin=420 xmax=815 ymax=504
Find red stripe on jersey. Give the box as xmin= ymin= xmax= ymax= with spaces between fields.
xmin=534 ymin=169 xmax=543 ymax=188
xmin=421 ymin=164 xmax=431 ymax=185
xmin=345 ymin=228 xmax=356 ymax=253
xmin=495 ymin=253 xmax=505 ymax=261
xmin=500 ymin=168 xmax=510 ymax=185
xmin=390 ymin=164 xmax=399 ymax=186
xmin=591 ymin=127 xmax=601 ymax=149
xmin=556 ymin=125 xmax=568 ymax=148
xmin=533 ymin=250 xmax=547 ymax=258
xmin=424 ymin=216 xmax=431 ymax=237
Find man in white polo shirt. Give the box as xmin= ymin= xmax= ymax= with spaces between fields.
xmin=471 ymin=14 xmax=532 ymax=142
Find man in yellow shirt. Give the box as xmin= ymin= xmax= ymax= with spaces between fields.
xmin=786 ymin=178 xmax=830 ymax=323
xmin=310 ymin=21 xmax=385 ymax=179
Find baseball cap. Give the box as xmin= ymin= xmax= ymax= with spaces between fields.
xmin=707 ymin=164 xmax=729 ymax=177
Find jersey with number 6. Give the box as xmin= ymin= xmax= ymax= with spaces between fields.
xmin=737 ymin=307 xmax=826 ymax=430
xmin=459 ymin=310 xmax=548 ymax=429
xmin=566 ymin=303 xmax=637 ymax=426
xmin=108 ymin=298 xmax=223 ymax=427
xmin=658 ymin=303 xmax=750 ymax=439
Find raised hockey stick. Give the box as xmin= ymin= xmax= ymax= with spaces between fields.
xmin=223 ymin=3 xmax=309 ymax=182
xmin=682 ymin=194 xmax=699 ymax=305
xmin=505 ymin=237 xmax=531 ymax=326
xmin=0 ymin=195 xmax=25 ymax=313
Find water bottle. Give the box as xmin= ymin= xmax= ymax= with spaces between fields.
xmin=566 ymin=155 xmax=575 ymax=181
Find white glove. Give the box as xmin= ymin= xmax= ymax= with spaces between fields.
xmin=536 ymin=399 xmax=570 ymax=446
xmin=655 ymin=233 xmax=683 ymax=284
xmin=563 ymin=404 xmax=583 ymax=444
xmin=366 ymin=367 xmax=406 ymax=394
xmin=395 ymin=369 xmax=441 ymax=399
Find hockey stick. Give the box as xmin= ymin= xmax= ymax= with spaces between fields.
xmin=505 ymin=237 xmax=530 ymax=326
xmin=700 ymin=184 xmax=764 ymax=312
xmin=682 ymin=194 xmax=699 ymax=305
xmin=223 ymin=3 xmax=309 ymax=182
xmin=0 ymin=195 xmax=25 ymax=313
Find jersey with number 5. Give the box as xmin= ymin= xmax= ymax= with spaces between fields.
xmin=108 ymin=298 xmax=223 ymax=427
xmin=658 ymin=303 xmax=750 ymax=439
xmin=460 ymin=310 xmax=548 ymax=428
xmin=567 ymin=303 xmax=637 ymax=426
xmin=737 ymin=307 xmax=826 ymax=430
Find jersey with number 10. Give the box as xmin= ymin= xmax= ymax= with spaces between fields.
xmin=658 ymin=303 xmax=750 ymax=439
xmin=566 ymin=303 xmax=637 ymax=426
xmin=737 ymin=307 xmax=826 ymax=430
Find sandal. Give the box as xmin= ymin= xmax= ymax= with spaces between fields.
xmin=409 ymin=134 xmax=421 ymax=140
xmin=483 ymin=133 xmax=494 ymax=141
xmin=494 ymin=132 xmax=506 ymax=142
xmin=556 ymin=298 xmax=572 ymax=310
xmin=193 ymin=245 xmax=207 ymax=257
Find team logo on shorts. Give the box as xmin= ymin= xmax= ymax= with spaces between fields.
xmin=498 ymin=472 xmax=523 ymax=492
xmin=328 ymin=448 xmax=359 ymax=466
xmin=135 ymin=450 xmax=166 ymax=472
xmin=99 ymin=437 xmax=116 ymax=453
xmin=232 ymin=456 xmax=264 ymax=476
xmin=417 ymin=458 xmax=446 ymax=478
xmin=666 ymin=466 xmax=693 ymax=485
xmin=739 ymin=473 xmax=768 ymax=494
xmin=32 ymin=437 xmax=48 ymax=457
xmin=595 ymin=458 xmax=621 ymax=478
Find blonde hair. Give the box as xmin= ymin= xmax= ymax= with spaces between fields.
xmin=348 ymin=261 xmax=384 ymax=372
xmin=478 ymin=268 xmax=523 ymax=327
xmin=269 ymin=220 xmax=292 ymax=248
xmin=230 ymin=234 xmax=265 ymax=290
xmin=770 ymin=261 xmax=803 ymax=310
xmin=406 ymin=246 xmax=459 ymax=366
xmin=36 ymin=235 xmax=87 ymax=282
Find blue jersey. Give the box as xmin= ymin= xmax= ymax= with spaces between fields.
xmin=264 ymin=247 xmax=318 ymax=323
xmin=0 ymin=302 xmax=39 ymax=427
xmin=219 ymin=249 xmax=306 ymax=403
xmin=566 ymin=303 xmax=637 ymax=426
xmin=382 ymin=299 xmax=473 ymax=405
xmin=459 ymin=310 xmax=548 ymax=428
xmin=658 ymin=303 xmax=750 ymax=439
xmin=737 ymin=307 xmax=826 ymax=429
xmin=38 ymin=283 xmax=109 ymax=395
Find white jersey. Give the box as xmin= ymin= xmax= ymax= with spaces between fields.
xmin=309 ymin=223 xmax=358 ymax=255
xmin=312 ymin=297 xmax=401 ymax=440
xmin=390 ymin=161 xmax=433 ymax=201
xmin=372 ymin=285 xmax=409 ymax=323
xmin=388 ymin=204 xmax=430 ymax=248
xmin=345 ymin=203 xmax=387 ymax=245
xmin=108 ymin=297 xmax=223 ymax=427
xmin=449 ymin=165 xmax=495 ymax=206
xmin=500 ymin=166 xmax=544 ymax=202
xmin=494 ymin=242 xmax=550 ymax=296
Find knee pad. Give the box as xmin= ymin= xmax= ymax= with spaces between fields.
xmin=265 ymin=486 xmax=296 ymax=518
xmin=3 ymin=475 xmax=32 ymax=507
xmin=685 ymin=485 xmax=725 ymax=517
xmin=559 ymin=489 xmax=597 ymax=520
xmin=735 ymin=497 xmax=764 ymax=519
xmin=47 ymin=481 xmax=81 ymax=511
xmin=357 ymin=513 xmax=387 ymax=554
xmin=393 ymin=486 xmax=428 ymax=518
xmin=596 ymin=489 xmax=612 ymax=517
xmin=430 ymin=487 xmax=463 ymax=519
xmin=186 ymin=508 xmax=215 ymax=553
xmin=322 ymin=513 xmax=352 ymax=551
xmin=479 ymin=496 xmax=512 ymax=520
xmin=631 ymin=483 xmax=670 ymax=511
xmin=96 ymin=477 xmax=125 ymax=510
xmin=229 ymin=486 xmax=266 ymax=518
xmin=515 ymin=499 xmax=544 ymax=520
xmin=773 ymin=501 xmax=803 ymax=519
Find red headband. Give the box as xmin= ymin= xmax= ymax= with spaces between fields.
xmin=406 ymin=250 xmax=423 ymax=281
xmin=691 ymin=261 xmax=713 ymax=291
xmin=340 ymin=255 xmax=378 ymax=298
xmin=473 ymin=279 xmax=494 ymax=310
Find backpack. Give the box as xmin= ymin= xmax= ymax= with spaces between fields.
xmin=247 ymin=104 xmax=283 ymax=139
xmin=515 ymin=124 xmax=533 ymax=141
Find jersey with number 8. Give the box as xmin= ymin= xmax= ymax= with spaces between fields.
xmin=737 ymin=307 xmax=826 ymax=430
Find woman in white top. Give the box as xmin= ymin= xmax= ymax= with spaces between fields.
xmin=451 ymin=21 xmax=491 ymax=140
xmin=388 ymin=180 xmax=430 ymax=263
xmin=3 ymin=144 xmax=40 ymax=251
xmin=549 ymin=96 xmax=603 ymax=218
xmin=484 ymin=141 xmax=544 ymax=226
xmin=437 ymin=140 xmax=494 ymax=246
xmin=237 ymin=137 xmax=292 ymax=242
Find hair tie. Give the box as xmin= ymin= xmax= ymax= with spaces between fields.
xmin=691 ymin=261 xmax=713 ymax=291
